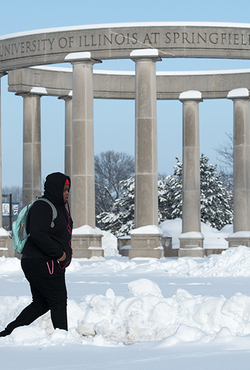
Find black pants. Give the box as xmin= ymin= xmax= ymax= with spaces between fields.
xmin=5 ymin=257 xmax=68 ymax=334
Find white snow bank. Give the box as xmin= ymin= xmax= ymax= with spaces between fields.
xmin=101 ymin=231 xmax=119 ymax=257
xmin=1 ymin=277 xmax=250 ymax=346
xmin=1 ymin=246 xmax=250 ymax=347
xmin=0 ymin=256 xmax=21 ymax=273
xmin=159 ymin=219 xmax=232 ymax=249
xmin=2 ymin=246 xmax=250 ymax=278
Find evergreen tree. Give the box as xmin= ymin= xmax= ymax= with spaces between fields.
xmin=158 ymin=158 xmax=182 ymax=222
xmin=98 ymin=155 xmax=233 ymax=235
xmin=199 ymin=154 xmax=233 ymax=229
xmin=97 ymin=177 xmax=135 ymax=236
xmin=159 ymin=155 xmax=233 ymax=229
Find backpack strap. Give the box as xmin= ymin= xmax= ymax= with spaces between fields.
xmin=25 ymin=198 xmax=57 ymax=234
xmin=36 ymin=198 xmax=57 ymax=227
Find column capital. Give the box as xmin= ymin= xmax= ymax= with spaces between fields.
xmin=227 ymin=88 xmax=249 ymax=100
xmin=179 ymin=90 xmax=202 ymax=102
xmin=130 ymin=49 xmax=161 ymax=62
xmin=65 ymin=51 xmax=102 ymax=65
xmin=16 ymin=88 xmax=47 ymax=98
xmin=58 ymin=92 xmax=72 ymax=101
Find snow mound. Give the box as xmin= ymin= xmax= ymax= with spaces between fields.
xmin=66 ymin=246 xmax=250 ymax=278
xmin=2 ymin=246 xmax=250 ymax=278
xmin=128 ymin=279 xmax=163 ymax=298
xmin=0 ymin=256 xmax=21 ymax=273
xmin=1 ymin=278 xmax=250 ymax=345
xmin=1 ymin=245 xmax=250 ymax=347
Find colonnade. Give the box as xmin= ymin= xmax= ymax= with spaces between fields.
xmin=2 ymin=51 xmax=250 ymax=258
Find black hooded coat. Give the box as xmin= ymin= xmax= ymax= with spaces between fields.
xmin=0 ymin=173 xmax=73 ymax=336
xmin=22 ymin=172 xmax=73 ymax=268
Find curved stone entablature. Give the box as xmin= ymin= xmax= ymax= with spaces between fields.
xmin=8 ymin=66 xmax=250 ymax=100
xmin=1 ymin=22 xmax=250 ymax=71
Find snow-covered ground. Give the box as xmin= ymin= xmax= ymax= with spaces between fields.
xmin=1 ymin=219 xmax=250 ymax=370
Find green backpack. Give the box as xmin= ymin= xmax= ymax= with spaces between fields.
xmin=12 ymin=198 xmax=57 ymax=254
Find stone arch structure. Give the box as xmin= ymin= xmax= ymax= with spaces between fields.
xmin=1 ymin=22 xmax=250 ymax=258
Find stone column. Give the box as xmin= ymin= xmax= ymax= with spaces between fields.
xmin=129 ymin=49 xmax=163 ymax=259
xmin=65 ymin=52 xmax=103 ymax=258
xmin=21 ymin=93 xmax=42 ymax=207
xmin=65 ymin=52 xmax=99 ymax=229
xmin=227 ymin=88 xmax=250 ymax=247
xmin=0 ymin=74 xmax=4 ymax=229
xmin=0 ymin=73 xmax=12 ymax=257
xmin=59 ymin=93 xmax=72 ymax=211
xmin=59 ymin=94 xmax=72 ymax=179
xmin=179 ymin=91 xmax=204 ymax=258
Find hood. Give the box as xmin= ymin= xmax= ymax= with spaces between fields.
xmin=43 ymin=172 xmax=71 ymax=207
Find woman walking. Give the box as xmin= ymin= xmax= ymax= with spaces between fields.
xmin=0 ymin=172 xmax=73 ymax=336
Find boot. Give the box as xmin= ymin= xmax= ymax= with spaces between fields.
xmin=0 ymin=329 xmax=11 ymax=337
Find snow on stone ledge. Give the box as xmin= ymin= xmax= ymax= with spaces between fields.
xmin=72 ymin=225 xmax=103 ymax=235
xmin=31 ymin=65 xmax=250 ymax=77
xmin=30 ymin=87 xmax=48 ymax=94
xmin=3 ymin=22 xmax=250 ymax=41
xmin=228 ymin=231 xmax=250 ymax=238
xmin=179 ymin=231 xmax=204 ymax=239
xmin=130 ymin=225 xmax=163 ymax=235
xmin=179 ymin=90 xmax=202 ymax=100
xmin=227 ymin=88 xmax=249 ymax=99
xmin=130 ymin=49 xmax=159 ymax=58
xmin=64 ymin=52 xmax=92 ymax=61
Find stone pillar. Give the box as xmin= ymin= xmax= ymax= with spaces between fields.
xmin=0 ymin=73 xmax=13 ymax=257
xmin=21 ymin=93 xmax=42 ymax=206
xmin=65 ymin=52 xmax=103 ymax=258
xmin=179 ymin=91 xmax=204 ymax=258
xmin=59 ymin=94 xmax=72 ymax=179
xmin=129 ymin=49 xmax=163 ymax=259
xmin=59 ymin=94 xmax=72 ymax=211
xmin=227 ymin=88 xmax=250 ymax=247
xmin=66 ymin=53 xmax=98 ymax=229
xmin=0 ymin=74 xmax=4 ymax=229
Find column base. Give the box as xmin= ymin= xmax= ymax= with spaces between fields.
xmin=117 ymin=236 xmax=131 ymax=255
xmin=129 ymin=227 xmax=163 ymax=259
xmin=72 ymin=234 xmax=104 ymax=258
xmin=0 ymin=235 xmax=9 ymax=257
xmin=129 ymin=247 xmax=163 ymax=259
xmin=178 ymin=232 xmax=204 ymax=258
xmin=227 ymin=232 xmax=250 ymax=248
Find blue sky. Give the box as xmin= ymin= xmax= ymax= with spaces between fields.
xmin=1 ymin=0 xmax=250 ymax=186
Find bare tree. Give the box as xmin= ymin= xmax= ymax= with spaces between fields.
xmin=215 ymin=132 xmax=233 ymax=189
xmin=215 ymin=132 xmax=233 ymax=168
xmin=95 ymin=151 xmax=134 ymax=216
xmin=2 ymin=186 xmax=22 ymax=207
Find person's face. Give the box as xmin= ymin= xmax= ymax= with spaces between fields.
xmin=63 ymin=184 xmax=70 ymax=203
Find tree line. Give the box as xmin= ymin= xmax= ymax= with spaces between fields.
xmin=96 ymin=152 xmax=233 ymax=236
xmin=2 ymin=142 xmax=234 ymax=234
